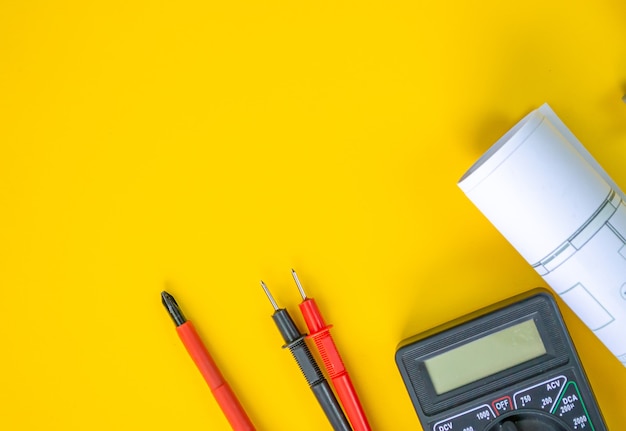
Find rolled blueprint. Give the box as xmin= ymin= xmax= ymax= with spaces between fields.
xmin=458 ymin=103 xmax=626 ymax=367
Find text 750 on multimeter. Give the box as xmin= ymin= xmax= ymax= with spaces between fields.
xmin=395 ymin=289 xmax=607 ymax=431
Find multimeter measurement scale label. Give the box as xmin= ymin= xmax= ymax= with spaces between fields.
xmin=432 ymin=404 xmax=496 ymax=431
xmin=513 ymin=375 xmax=566 ymax=411
xmin=515 ymin=376 xmax=593 ymax=426
xmin=553 ymin=382 xmax=595 ymax=430
xmin=432 ymin=374 xmax=596 ymax=431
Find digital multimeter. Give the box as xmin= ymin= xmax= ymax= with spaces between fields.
xmin=395 ymin=289 xmax=607 ymax=431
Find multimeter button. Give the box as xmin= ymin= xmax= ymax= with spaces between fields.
xmin=491 ymin=396 xmax=513 ymax=415
xmin=552 ymin=381 xmax=593 ymax=429
xmin=432 ymin=405 xmax=495 ymax=431
xmin=513 ymin=376 xmax=567 ymax=411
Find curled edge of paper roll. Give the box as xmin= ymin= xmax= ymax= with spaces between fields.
xmin=458 ymin=104 xmax=612 ymax=264
xmin=458 ymin=109 xmax=543 ymax=192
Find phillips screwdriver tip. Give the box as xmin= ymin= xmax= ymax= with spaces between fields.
xmin=161 ymin=290 xmax=187 ymax=326
xmin=161 ymin=290 xmax=177 ymax=307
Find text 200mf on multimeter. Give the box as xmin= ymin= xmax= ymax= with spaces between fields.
xmin=395 ymin=289 xmax=607 ymax=431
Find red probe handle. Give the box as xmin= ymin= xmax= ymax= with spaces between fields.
xmin=333 ymin=374 xmax=371 ymax=431
xmin=300 ymin=299 xmax=372 ymax=431
xmin=177 ymin=321 xmax=255 ymax=431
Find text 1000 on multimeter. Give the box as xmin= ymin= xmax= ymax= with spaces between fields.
xmin=395 ymin=289 xmax=607 ymax=431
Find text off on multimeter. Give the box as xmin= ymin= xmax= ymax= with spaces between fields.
xmin=395 ymin=289 xmax=607 ymax=431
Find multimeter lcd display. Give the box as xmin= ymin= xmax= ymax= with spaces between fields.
xmin=424 ymin=319 xmax=546 ymax=394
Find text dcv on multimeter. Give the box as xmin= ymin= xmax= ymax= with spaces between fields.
xmin=395 ymin=289 xmax=607 ymax=431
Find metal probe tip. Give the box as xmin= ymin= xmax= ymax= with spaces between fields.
xmin=291 ymin=269 xmax=307 ymax=300
xmin=260 ymin=281 xmax=280 ymax=311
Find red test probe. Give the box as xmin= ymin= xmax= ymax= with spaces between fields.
xmin=291 ymin=270 xmax=372 ymax=431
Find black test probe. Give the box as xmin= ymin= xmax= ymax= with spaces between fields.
xmin=260 ymin=281 xmax=352 ymax=431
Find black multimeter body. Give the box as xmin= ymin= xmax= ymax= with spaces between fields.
xmin=395 ymin=289 xmax=607 ymax=431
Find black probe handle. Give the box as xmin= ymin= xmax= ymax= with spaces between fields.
xmin=273 ymin=310 xmax=352 ymax=431
xmin=310 ymin=379 xmax=352 ymax=431
xmin=286 ymin=337 xmax=352 ymax=431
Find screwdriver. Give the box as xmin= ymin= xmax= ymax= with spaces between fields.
xmin=291 ymin=270 xmax=371 ymax=431
xmin=161 ymin=291 xmax=255 ymax=431
xmin=260 ymin=281 xmax=352 ymax=431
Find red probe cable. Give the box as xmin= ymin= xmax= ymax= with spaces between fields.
xmin=291 ymin=270 xmax=372 ymax=431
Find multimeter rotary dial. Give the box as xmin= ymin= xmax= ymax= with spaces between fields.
xmin=484 ymin=411 xmax=569 ymax=431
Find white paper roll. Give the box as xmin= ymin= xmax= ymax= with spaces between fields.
xmin=459 ymin=103 xmax=626 ymax=367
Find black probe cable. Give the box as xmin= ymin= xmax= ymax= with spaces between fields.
xmin=261 ymin=281 xmax=353 ymax=431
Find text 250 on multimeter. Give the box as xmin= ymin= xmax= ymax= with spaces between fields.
xmin=395 ymin=289 xmax=607 ymax=431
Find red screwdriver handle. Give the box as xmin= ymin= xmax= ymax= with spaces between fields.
xmin=177 ymin=321 xmax=255 ymax=431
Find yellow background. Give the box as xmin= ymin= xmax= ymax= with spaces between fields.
xmin=1 ymin=1 xmax=625 ymax=429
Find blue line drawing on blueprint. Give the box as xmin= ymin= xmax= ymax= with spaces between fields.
xmin=560 ymin=283 xmax=614 ymax=330
xmin=532 ymin=190 xmax=623 ymax=275
xmin=539 ymin=193 xmax=626 ymax=362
